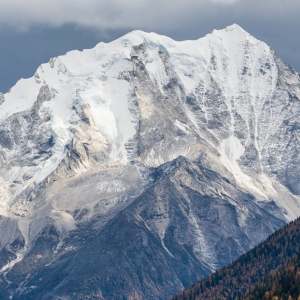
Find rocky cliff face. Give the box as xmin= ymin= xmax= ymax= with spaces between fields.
xmin=0 ymin=24 xmax=299 ymax=299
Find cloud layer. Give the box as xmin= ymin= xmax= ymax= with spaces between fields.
xmin=0 ymin=0 xmax=298 ymax=48
xmin=0 ymin=0 xmax=262 ymax=30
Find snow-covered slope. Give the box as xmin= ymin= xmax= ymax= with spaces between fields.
xmin=0 ymin=24 xmax=299 ymax=299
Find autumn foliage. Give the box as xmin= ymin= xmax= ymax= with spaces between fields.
xmin=173 ymin=217 xmax=300 ymax=300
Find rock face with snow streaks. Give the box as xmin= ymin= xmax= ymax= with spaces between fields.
xmin=0 ymin=24 xmax=299 ymax=299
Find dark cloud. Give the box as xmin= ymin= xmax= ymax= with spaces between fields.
xmin=0 ymin=0 xmax=299 ymax=92
xmin=0 ymin=0 xmax=239 ymax=30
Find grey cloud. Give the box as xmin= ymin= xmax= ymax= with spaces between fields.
xmin=0 ymin=0 xmax=250 ymax=30
xmin=0 ymin=1 xmax=299 ymax=47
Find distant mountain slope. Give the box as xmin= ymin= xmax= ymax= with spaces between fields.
xmin=173 ymin=217 xmax=300 ymax=300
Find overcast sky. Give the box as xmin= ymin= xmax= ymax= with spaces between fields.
xmin=0 ymin=0 xmax=299 ymax=92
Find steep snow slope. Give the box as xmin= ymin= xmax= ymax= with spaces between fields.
xmin=0 ymin=24 xmax=299 ymax=299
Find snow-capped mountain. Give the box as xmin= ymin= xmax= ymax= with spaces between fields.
xmin=0 ymin=24 xmax=299 ymax=299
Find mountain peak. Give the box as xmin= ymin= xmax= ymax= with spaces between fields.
xmin=113 ymin=29 xmax=174 ymax=47
xmin=224 ymin=23 xmax=248 ymax=33
xmin=209 ymin=23 xmax=254 ymax=42
xmin=1 ymin=23 xmax=300 ymax=300
xmin=112 ymin=24 xmax=253 ymax=49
